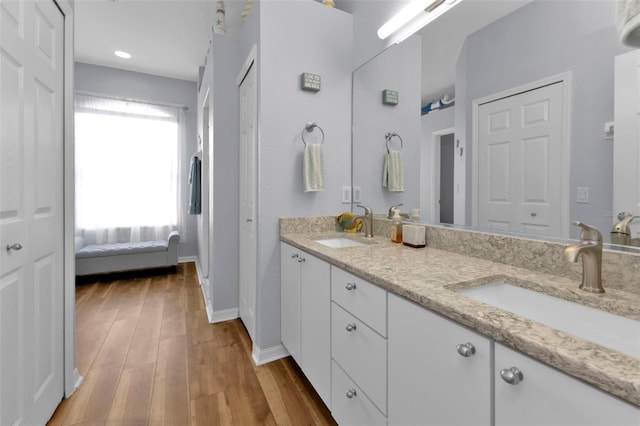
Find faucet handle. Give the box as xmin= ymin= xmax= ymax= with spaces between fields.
xmin=356 ymin=204 xmax=372 ymax=215
xmin=388 ymin=203 xmax=403 ymax=218
xmin=572 ymin=221 xmax=602 ymax=242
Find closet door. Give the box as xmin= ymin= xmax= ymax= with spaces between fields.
xmin=0 ymin=0 xmax=65 ymax=424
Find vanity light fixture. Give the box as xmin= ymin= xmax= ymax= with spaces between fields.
xmin=114 ymin=50 xmax=132 ymax=59
xmin=378 ymin=0 xmax=462 ymax=44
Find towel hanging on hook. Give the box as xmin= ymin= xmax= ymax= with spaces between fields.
xmin=302 ymin=122 xmax=325 ymax=192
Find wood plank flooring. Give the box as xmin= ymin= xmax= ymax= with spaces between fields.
xmin=48 ymin=262 xmax=336 ymax=426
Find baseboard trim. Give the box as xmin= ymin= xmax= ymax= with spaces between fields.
xmin=66 ymin=368 xmax=84 ymax=398
xmin=198 ymin=281 xmax=214 ymax=322
xmin=210 ymin=308 xmax=239 ymax=324
xmin=252 ymin=343 xmax=289 ymax=366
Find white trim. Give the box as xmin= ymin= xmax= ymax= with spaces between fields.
xmin=471 ymin=71 xmax=572 ymax=238
xmin=236 ymin=44 xmax=257 ymax=86
xmin=431 ymin=127 xmax=455 ymax=224
xmin=251 ymin=343 xmax=289 ymax=366
xmin=210 ymin=308 xmax=239 ymax=324
xmin=55 ymin=0 xmax=81 ymax=398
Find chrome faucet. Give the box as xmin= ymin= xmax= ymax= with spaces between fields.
xmin=388 ymin=203 xmax=403 ymax=219
xmin=354 ymin=204 xmax=374 ymax=238
xmin=562 ymin=221 xmax=604 ymax=293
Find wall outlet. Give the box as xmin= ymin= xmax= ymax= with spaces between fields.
xmin=341 ymin=187 xmax=351 ymax=204
xmin=353 ymin=187 xmax=362 ymax=203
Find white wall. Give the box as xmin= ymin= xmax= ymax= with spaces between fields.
xmin=74 ymin=62 xmax=198 ymax=257
xmin=456 ymin=0 xmax=634 ymax=238
xmin=251 ymin=0 xmax=354 ymax=353
xmin=352 ymin=35 xmax=422 ymax=217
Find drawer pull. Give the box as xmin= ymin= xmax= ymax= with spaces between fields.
xmin=6 ymin=243 xmax=22 ymax=252
xmin=456 ymin=342 xmax=476 ymax=357
xmin=346 ymin=388 xmax=357 ymax=399
xmin=500 ymin=367 xmax=524 ymax=385
xmin=345 ymin=323 xmax=357 ymax=332
xmin=297 ymin=257 xmax=306 ymax=263
xmin=345 ymin=282 xmax=357 ymax=291
xmin=290 ymin=253 xmax=298 ymax=259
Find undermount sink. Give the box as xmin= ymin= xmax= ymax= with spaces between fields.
xmin=458 ymin=281 xmax=640 ymax=358
xmin=314 ymin=238 xmax=367 ymax=249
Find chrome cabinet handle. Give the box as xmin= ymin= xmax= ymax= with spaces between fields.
xmin=500 ymin=367 xmax=524 ymax=385
xmin=297 ymin=257 xmax=305 ymax=263
xmin=345 ymin=282 xmax=357 ymax=291
xmin=246 ymin=218 xmax=253 ymax=222
xmin=346 ymin=388 xmax=357 ymax=399
xmin=345 ymin=323 xmax=357 ymax=332
xmin=291 ymin=253 xmax=298 ymax=259
xmin=456 ymin=342 xmax=476 ymax=357
xmin=530 ymin=212 xmax=537 ymax=217
xmin=6 ymin=243 xmax=22 ymax=252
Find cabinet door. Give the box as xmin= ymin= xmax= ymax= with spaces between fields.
xmin=300 ymin=252 xmax=331 ymax=407
xmin=331 ymin=360 xmax=386 ymax=426
xmin=388 ymin=293 xmax=492 ymax=426
xmin=280 ymin=242 xmax=301 ymax=364
xmin=495 ymin=343 xmax=640 ymax=426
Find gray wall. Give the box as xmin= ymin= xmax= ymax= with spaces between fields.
xmin=352 ymin=35 xmax=423 ymax=217
xmin=456 ymin=0 xmax=633 ymax=239
xmin=74 ymin=62 xmax=198 ymax=258
xmin=253 ymin=0 xmax=353 ymax=352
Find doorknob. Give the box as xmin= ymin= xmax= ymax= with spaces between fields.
xmin=6 ymin=243 xmax=23 ymax=252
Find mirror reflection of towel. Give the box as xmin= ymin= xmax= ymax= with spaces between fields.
xmin=383 ymin=150 xmax=404 ymax=192
xmin=303 ymin=143 xmax=324 ymax=192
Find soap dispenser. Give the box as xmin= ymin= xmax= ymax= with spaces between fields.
xmin=390 ymin=209 xmax=403 ymax=243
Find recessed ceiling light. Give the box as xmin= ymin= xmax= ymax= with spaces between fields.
xmin=114 ymin=50 xmax=131 ymax=59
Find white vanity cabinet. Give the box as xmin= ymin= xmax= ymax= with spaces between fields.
xmin=280 ymin=242 xmax=331 ymax=407
xmin=388 ymin=293 xmax=492 ymax=426
xmin=331 ymin=267 xmax=388 ymax=425
xmin=495 ymin=343 xmax=640 ymax=426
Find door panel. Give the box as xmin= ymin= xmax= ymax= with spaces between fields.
xmin=478 ymin=82 xmax=565 ymax=236
xmin=0 ymin=1 xmax=64 ymax=424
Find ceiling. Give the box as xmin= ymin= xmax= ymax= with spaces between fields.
xmin=74 ymin=0 xmax=531 ymax=100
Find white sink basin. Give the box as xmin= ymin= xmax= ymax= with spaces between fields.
xmin=315 ymin=238 xmax=366 ymax=248
xmin=458 ymin=281 xmax=640 ymax=358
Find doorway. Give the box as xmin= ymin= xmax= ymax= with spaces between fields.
xmin=431 ymin=128 xmax=455 ymax=225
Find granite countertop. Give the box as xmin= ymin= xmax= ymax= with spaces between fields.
xmin=280 ymin=231 xmax=640 ymax=407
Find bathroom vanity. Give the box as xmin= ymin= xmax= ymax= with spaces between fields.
xmin=280 ymin=217 xmax=640 ymax=425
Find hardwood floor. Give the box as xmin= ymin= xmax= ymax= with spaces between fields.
xmin=48 ymin=262 xmax=336 ymax=425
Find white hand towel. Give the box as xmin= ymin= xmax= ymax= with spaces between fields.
xmin=383 ymin=149 xmax=404 ymax=192
xmin=303 ymin=143 xmax=324 ymax=192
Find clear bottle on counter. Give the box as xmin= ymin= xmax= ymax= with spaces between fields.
xmin=390 ymin=210 xmax=403 ymax=243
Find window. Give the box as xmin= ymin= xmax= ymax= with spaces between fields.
xmin=75 ymin=93 xmax=184 ymax=244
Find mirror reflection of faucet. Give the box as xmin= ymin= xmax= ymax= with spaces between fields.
xmin=563 ymin=221 xmax=604 ymax=293
xmin=611 ymin=212 xmax=640 ymax=246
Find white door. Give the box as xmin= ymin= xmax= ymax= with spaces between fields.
xmin=238 ymin=59 xmax=257 ymax=341
xmin=614 ymin=50 xmax=640 ymax=240
xmin=1 ymin=0 xmax=65 ymax=424
xmin=476 ymin=81 xmax=566 ymax=236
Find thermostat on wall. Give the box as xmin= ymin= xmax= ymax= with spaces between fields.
xmin=301 ymin=73 xmax=321 ymax=92
xmin=382 ymin=89 xmax=399 ymax=105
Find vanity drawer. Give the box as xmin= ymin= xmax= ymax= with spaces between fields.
xmin=332 ymin=302 xmax=387 ymax=414
xmin=331 ymin=360 xmax=387 ymax=426
xmin=331 ymin=267 xmax=387 ymax=336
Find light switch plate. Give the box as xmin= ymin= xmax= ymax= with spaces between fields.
xmin=577 ymin=187 xmax=590 ymax=203
xmin=353 ymin=187 xmax=362 ymax=203
xmin=341 ymin=187 xmax=351 ymax=204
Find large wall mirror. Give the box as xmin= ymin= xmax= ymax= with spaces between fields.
xmin=352 ymin=0 xmax=640 ymax=252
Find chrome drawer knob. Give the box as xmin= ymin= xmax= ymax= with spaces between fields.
xmin=291 ymin=253 xmax=298 ymax=259
xmin=345 ymin=323 xmax=357 ymax=332
xmin=345 ymin=282 xmax=357 ymax=291
xmin=500 ymin=367 xmax=524 ymax=385
xmin=6 ymin=243 xmax=22 ymax=252
xmin=297 ymin=257 xmax=305 ymax=263
xmin=346 ymin=388 xmax=357 ymax=399
xmin=456 ymin=342 xmax=476 ymax=357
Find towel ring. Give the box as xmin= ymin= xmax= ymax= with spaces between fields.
xmin=385 ymin=132 xmax=403 ymax=152
xmin=302 ymin=122 xmax=325 ymax=146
